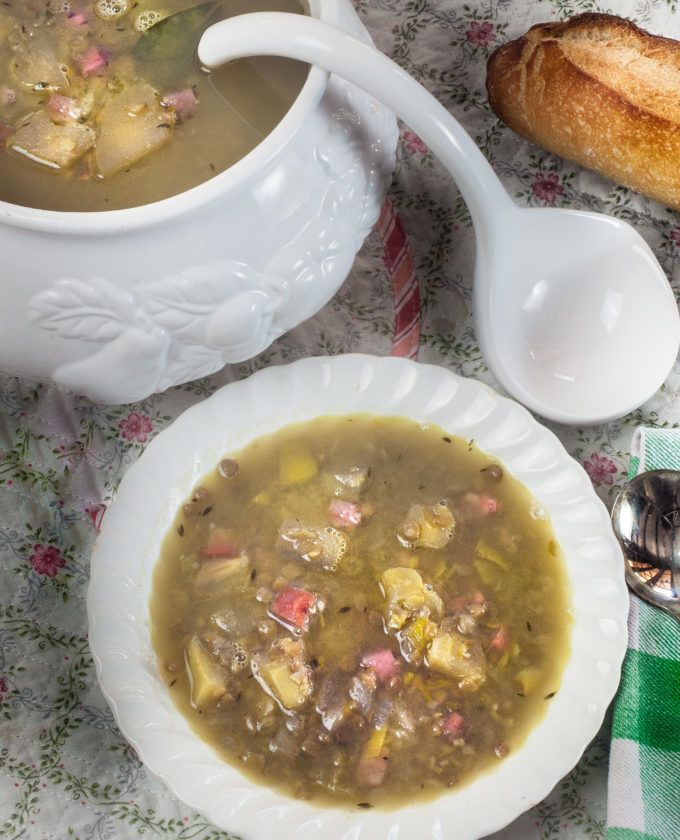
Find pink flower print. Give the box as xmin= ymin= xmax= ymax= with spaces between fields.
xmin=670 ymin=225 xmax=680 ymax=247
xmin=532 ymin=172 xmax=564 ymax=204
xmin=583 ymin=453 xmax=618 ymax=486
xmin=119 ymin=412 xmax=153 ymax=443
xmin=466 ymin=20 xmax=496 ymax=47
xmin=0 ymin=676 xmax=7 ymax=702
xmin=29 ymin=544 xmax=66 ymax=577
xmin=403 ymin=130 xmax=429 ymax=155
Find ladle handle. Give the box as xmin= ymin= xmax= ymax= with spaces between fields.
xmin=198 ymin=12 xmax=514 ymax=242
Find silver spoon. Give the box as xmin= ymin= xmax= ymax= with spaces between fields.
xmin=611 ymin=469 xmax=680 ymax=625
xmin=198 ymin=12 xmax=680 ymax=425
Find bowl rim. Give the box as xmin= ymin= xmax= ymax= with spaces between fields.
xmin=0 ymin=0 xmax=331 ymax=235
xmin=87 ymin=354 xmax=629 ymax=840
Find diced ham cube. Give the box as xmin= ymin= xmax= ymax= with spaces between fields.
xmin=356 ymin=752 xmax=389 ymax=787
xmin=490 ymin=626 xmax=507 ymax=651
xmin=47 ymin=94 xmax=81 ymax=124
xmin=200 ymin=526 xmax=238 ymax=559
xmin=361 ymin=649 xmax=400 ymax=684
xmin=441 ymin=712 xmax=465 ymax=736
xmin=161 ymin=87 xmax=198 ymax=124
xmin=78 ymin=45 xmax=109 ymax=77
xmin=0 ymin=86 xmax=16 ymax=106
xmin=270 ymin=586 xmax=319 ymax=631
xmin=0 ymin=125 xmax=13 ymax=150
xmin=67 ymin=11 xmax=89 ymax=26
xmin=462 ymin=492 xmax=499 ymax=516
xmin=328 ymin=498 xmax=362 ymax=528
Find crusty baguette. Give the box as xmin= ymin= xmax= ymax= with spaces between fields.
xmin=486 ymin=13 xmax=680 ymax=210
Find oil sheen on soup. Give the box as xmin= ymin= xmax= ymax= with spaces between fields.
xmin=0 ymin=0 xmax=308 ymax=211
xmin=150 ymin=415 xmax=572 ymax=809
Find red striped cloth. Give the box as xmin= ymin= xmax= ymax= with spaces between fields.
xmin=377 ymin=197 xmax=421 ymax=359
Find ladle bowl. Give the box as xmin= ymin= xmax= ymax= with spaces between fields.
xmin=198 ymin=12 xmax=680 ymax=425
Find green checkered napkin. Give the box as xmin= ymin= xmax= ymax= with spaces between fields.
xmin=606 ymin=428 xmax=680 ymax=840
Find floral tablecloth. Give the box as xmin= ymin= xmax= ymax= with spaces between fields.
xmin=2 ymin=0 xmax=680 ymax=838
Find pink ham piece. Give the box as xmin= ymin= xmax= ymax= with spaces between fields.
xmin=441 ymin=712 xmax=465 ymax=736
xmin=462 ymin=491 xmax=500 ymax=516
xmin=328 ymin=498 xmax=362 ymax=528
xmin=66 ymin=11 xmax=89 ymax=26
xmin=78 ymin=45 xmax=109 ymax=77
xmin=361 ymin=648 xmax=400 ymax=684
xmin=161 ymin=88 xmax=198 ymax=124
xmin=47 ymin=94 xmax=81 ymax=124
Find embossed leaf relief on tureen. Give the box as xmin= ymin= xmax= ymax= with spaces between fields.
xmin=28 ymin=76 xmax=397 ymax=403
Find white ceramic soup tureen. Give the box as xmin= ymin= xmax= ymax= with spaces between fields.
xmin=0 ymin=0 xmax=397 ymax=404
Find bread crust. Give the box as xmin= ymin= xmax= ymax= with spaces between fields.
xmin=486 ymin=13 xmax=680 ymax=209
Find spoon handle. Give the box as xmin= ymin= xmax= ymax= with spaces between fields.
xmin=198 ymin=11 xmax=515 ymax=242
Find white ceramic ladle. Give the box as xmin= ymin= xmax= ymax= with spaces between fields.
xmin=198 ymin=13 xmax=680 ymax=425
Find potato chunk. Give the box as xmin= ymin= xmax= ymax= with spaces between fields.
xmin=379 ymin=567 xmax=425 ymax=630
xmin=185 ymin=636 xmax=230 ymax=709
xmin=252 ymin=637 xmax=313 ymax=711
xmin=11 ymin=110 xmax=95 ymax=168
xmin=398 ymin=499 xmax=455 ymax=549
xmin=9 ymin=25 xmax=69 ymax=90
xmin=95 ymin=81 xmax=173 ymax=176
xmin=426 ymin=631 xmax=486 ymax=690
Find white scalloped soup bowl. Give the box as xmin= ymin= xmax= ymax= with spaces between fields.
xmin=87 ymin=355 xmax=628 ymax=840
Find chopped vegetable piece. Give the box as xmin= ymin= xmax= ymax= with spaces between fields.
xmin=279 ymin=442 xmax=318 ymax=484
xmin=426 ymin=631 xmax=487 ymax=690
xmin=423 ymin=586 xmax=444 ymax=622
xmin=328 ymin=498 xmax=362 ymax=528
xmin=475 ymin=539 xmax=508 ymax=570
xmin=9 ymin=26 xmax=70 ymax=90
xmin=185 ymin=635 xmax=229 ymax=708
xmin=333 ymin=466 xmax=370 ymax=490
xmin=11 ymin=110 xmax=95 ymax=168
xmin=252 ymin=637 xmax=313 ymax=711
xmin=195 ymin=554 xmax=248 ymax=587
xmin=516 ymin=666 xmax=541 ymax=695
xmin=399 ymin=616 xmax=437 ymax=662
xmin=398 ymin=499 xmax=455 ymax=549
xmin=379 ymin=567 xmax=425 ymax=629
xmin=278 ymin=523 xmax=348 ymax=570
xmin=94 ymin=81 xmax=174 ymax=177
xmin=270 ymin=586 xmax=318 ymax=631
xmin=362 ymin=723 xmax=388 ymax=760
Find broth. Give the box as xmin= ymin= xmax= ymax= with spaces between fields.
xmin=150 ymin=415 xmax=572 ymax=809
xmin=0 ymin=0 xmax=308 ymax=211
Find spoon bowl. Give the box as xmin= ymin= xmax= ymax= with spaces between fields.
xmin=611 ymin=469 xmax=680 ymax=624
xmin=198 ymin=12 xmax=680 ymax=425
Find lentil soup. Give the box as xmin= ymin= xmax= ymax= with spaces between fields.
xmin=150 ymin=414 xmax=572 ymax=809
